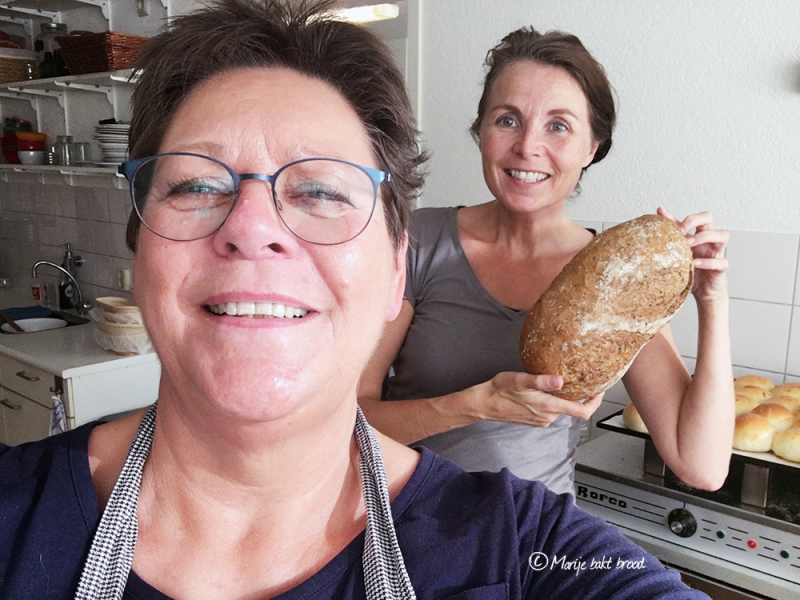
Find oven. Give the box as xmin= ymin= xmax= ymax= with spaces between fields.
xmin=574 ymin=414 xmax=800 ymax=600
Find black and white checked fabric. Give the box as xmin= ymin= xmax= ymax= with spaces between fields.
xmin=74 ymin=403 xmax=416 ymax=600
xmin=75 ymin=403 xmax=156 ymax=600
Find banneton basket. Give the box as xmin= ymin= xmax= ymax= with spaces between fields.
xmin=55 ymin=31 xmax=148 ymax=75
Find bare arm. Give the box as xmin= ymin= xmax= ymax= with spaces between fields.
xmin=624 ymin=209 xmax=734 ymax=491
xmin=358 ymin=300 xmax=603 ymax=445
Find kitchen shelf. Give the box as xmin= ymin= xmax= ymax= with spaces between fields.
xmin=0 ymin=0 xmax=109 ymax=20
xmin=0 ymin=69 xmax=133 ymax=99
xmin=0 ymin=162 xmax=125 ymax=188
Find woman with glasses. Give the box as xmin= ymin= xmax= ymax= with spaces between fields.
xmin=359 ymin=27 xmax=733 ymax=496
xmin=0 ymin=2 xmax=710 ymax=599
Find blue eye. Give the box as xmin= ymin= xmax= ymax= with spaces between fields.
xmin=550 ymin=122 xmax=568 ymax=133
xmin=162 ymin=177 xmax=235 ymax=212
xmin=497 ymin=115 xmax=518 ymax=128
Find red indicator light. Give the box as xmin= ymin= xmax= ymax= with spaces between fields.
xmin=747 ymin=540 xmax=757 ymax=549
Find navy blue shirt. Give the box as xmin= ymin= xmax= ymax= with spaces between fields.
xmin=0 ymin=423 xmax=708 ymax=599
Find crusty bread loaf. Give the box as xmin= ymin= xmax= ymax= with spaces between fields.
xmin=519 ymin=214 xmax=694 ymax=400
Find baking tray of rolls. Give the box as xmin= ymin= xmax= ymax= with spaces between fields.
xmin=596 ymin=411 xmax=800 ymax=470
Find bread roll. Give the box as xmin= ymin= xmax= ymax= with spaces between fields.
xmin=734 ymin=375 xmax=775 ymax=391
xmin=735 ymin=394 xmax=760 ymax=416
xmin=772 ymin=428 xmax=800 ymax=463
xmin=767 ymin=394 xmax=800 ymax=414
xmin=751 ymin=402 xmax=795 ymax=432
xmin=519 ymin=215 xmax=693 ymax=400
xmin=772 ymin=383 xmax=800 ymax=399
xmin=735 ymin=385 xmax=772 ymax=404
xmin=622 ymin=402 xmax=648 ymax=433
xmin=733 ymin=413 xmax=775 ymax=452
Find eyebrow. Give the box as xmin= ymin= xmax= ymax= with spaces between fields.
xmin=489 ymin=105 xmax=582 ymax=120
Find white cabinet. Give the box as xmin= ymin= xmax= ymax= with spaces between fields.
xmin=0 ymin=350 xmax=160 ymax=445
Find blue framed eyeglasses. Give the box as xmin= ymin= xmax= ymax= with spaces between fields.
xmin=119 ymin=153 xmax=390 ymax=245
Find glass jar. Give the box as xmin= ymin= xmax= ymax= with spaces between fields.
xmin=53 ymin=135 xmax=73 ymax=165
xmin=34 ymin=22 xmax=69 ymax=78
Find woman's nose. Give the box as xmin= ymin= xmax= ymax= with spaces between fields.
xmin=514 ymin=126 xmax=545 ymax=157
xmin=211 ymin=180 xmax=299 ymax=258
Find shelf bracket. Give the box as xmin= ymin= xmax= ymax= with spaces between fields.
xmin=6 ymin=86 xmax=64 ymax=107
xmin=0 ymin=14 xmax=34 ymax=37
xmin=54 ymin=81 xmax=113 ymax=104
xmin=0 ymin=91 xmax=36 ymax=109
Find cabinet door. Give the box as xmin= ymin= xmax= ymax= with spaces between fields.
xmin=0 ymin=388 xmax=51 ymax=446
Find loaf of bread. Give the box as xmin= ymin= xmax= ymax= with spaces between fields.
xmin=735 ymin=385 xmax=773 ymax=404
xmin=519 ymin=214 xmax=694 ymax=400
xmin=769 ymin=394 xmax=800 ymax=414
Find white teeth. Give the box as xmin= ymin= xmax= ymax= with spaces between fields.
xmin=509 ymin=169 xmax=549 ymax=183
xmin=208 ymin=302 xmax=308 ymax=319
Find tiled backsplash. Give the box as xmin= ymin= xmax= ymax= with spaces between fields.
xmin=0 ymin=183 xmax=133 ymax=308
xmin=575 ymin=220 xmax=800 ymax=442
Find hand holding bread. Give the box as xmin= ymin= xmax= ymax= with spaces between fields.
xmin=471 ymin=372 xmax=604 ymax=428
xmin=657 ymin=208 xmax=730 ymax=304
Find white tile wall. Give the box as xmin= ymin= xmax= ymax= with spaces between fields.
xmin=0 ymin=183 xmax=133 ymax=308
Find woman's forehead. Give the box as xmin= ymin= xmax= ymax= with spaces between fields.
xmin=161 ymin=67 xmax=375 ymax=166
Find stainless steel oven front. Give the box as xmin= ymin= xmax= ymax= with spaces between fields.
xmin=575 ymin=433 xmax=800 ymax=600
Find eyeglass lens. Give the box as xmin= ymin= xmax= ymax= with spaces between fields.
xmin=132 ymin=154 xmax=379 ymax=244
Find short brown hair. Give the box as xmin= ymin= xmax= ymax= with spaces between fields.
xmin=126 ymin=0 xmax=426 ymax=252
xmin=470 ymin=27 xmax=616 ymax=171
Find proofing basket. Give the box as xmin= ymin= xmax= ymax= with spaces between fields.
xmin=55 ymin=31 xmax=148 ymax=75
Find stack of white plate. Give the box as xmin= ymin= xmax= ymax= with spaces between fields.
xmin=93 ymin=122 xmax=130 ymax=165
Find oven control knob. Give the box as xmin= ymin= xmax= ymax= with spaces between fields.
xmin=668 ymin=508 xmax=697 ymax=538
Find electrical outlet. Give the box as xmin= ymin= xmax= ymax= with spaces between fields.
xmin=117 ymin=268 xmax=132 ymax=291
xmin=137 ymin=0 xmax=150 ymax=17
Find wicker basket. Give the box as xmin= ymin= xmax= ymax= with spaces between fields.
xmin=55 ymin=31 xmax=148 ymax=75
xmin=0 ymin=48 xmax=37 ymax=83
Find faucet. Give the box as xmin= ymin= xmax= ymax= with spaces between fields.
xmin=31 ymin=261 xmax=91 ymax=314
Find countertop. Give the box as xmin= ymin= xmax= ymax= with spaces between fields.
xmin=0 ymin=317 xmax=159 ymax=379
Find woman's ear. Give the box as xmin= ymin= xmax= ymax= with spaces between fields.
xmin=583 ymin=139 xmax=600 ymax=168
xmin=387 ymin=232 xmax=408 ymax=322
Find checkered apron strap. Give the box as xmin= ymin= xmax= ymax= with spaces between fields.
xmin=74 ymin=403 xmax=157 ymax=600
xmin=355 ymin=405 xmax=417 ymax=600
xmin=73 ymin=404 xmax=414 ymax=600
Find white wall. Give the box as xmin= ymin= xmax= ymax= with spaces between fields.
xmin=417 ymin=0 xmax=800 ymax=232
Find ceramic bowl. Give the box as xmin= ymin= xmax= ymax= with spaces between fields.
xmin=18 ymin=150 xmax=44 ymax=165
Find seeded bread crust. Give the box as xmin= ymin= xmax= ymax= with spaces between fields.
xmin=519 ymin=214 xmax=694 ymax=400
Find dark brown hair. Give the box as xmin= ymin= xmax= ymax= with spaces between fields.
xmin=125 ymin=0 xmax=426 ymax=252
xmin=470 ymin=27 xmax=616 ymax=171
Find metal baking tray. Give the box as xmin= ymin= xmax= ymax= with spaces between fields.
xmin=597 ymin=410 xmax=800 ymax=471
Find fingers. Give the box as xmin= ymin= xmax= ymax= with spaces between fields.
xmin=694 ymin=256 xmax=729 ymax=272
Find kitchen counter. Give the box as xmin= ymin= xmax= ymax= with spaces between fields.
xmin=0 ymin=319 xmax=159 ymax=378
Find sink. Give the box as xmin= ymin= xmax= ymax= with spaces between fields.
xmin=0 ymin=307 xmax=91 ymax=334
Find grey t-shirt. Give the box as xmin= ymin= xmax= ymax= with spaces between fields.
xmin=384 ymin=207 xmax=580 ymax=495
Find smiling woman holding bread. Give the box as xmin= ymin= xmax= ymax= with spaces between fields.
xmin=359 ymin=26 xmax=734 ymax=495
